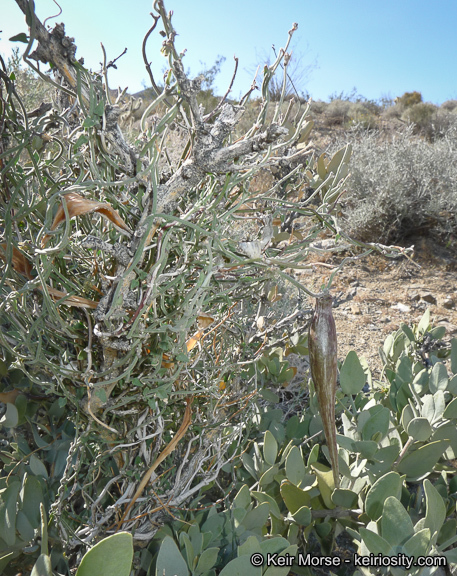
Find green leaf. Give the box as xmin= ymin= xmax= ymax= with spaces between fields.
xmin=76 ymin=532 xmax=133 ymax=576
xmin=243 ymin=503 xmax=270 ymax=532
xmin=291 ymin=506 xmax=312 ymax=526
xmin=20 ymin=474 xmax=43 ymax=528
xmin=259 ymin=465 xmax=279 ymax=488
xmin=29 ymin=454 xmax=48 ymax=478
xmin=260 ymin=536 xmax=292 ymax=556
xmin=219 ymin=554 xmax=261 ymax=576
xmin=0 ymin=359 xmax=8 ymax=377
xmin=233 ymin=485 xmax=251 ymax=509
xmin=421 ymin=392 xmax=445 ymax=424
xmin=443 ymin=397 xmax=457 ymax=419
xmin=401 ymin=323 xmax=416 ymax=343
xmin=280 ymin=481 xmax=311 ymax=514
xmin=9 ymin=33 xmax=29 ymax=43
xmin=263 ymin=430 xmax=278 ymax=466
xmin=429 ymin=363 xmax=448 ymax=393
xmin=381 ymin=496 xmax=414 ymax=547
xmin=423 ymin=479 xmax=446 ymax=538
xmin=0 ymin=402 xmax=18 ymax=427
xmin=259 ymin=388 xmax=279 ymax=403
xmin=331 ymin=488 xmax=358 ymax=509
xmin=451 ymin=339 xmax=457 ymax=375
xmin=285 ymin=446 xmax=306 ymax=487
xmin=361 ymin=407 xmax=390 ymax=442
xmin=31 ymin=554 xmax=53 ymax=576
xmin=252 ymin=491 xmax=281 ymax=519
xmin=263 ymin=544 xmax=298 ymax=576
xmin=238 ymin=535 xmax=261 ymax=556
xmin=359 ymin=528 xmax=391 ymax=555
xmin=402 ymin=529 xmax=431 ymax=560
xmin=195 ymin=547 xmax=219 ymax=575
xmin=0 ymin=481 xmax=21 ymax=546
xmin=417 ymin=309 xmax=431 ymax=335
xmin=365 ymin=472 xmax=402 ymax=521
xmin=311 ymin=463 xmax=336 ymax=509
xmin=340 ymin=351 xmax=366 ymax=395
xmin=406 ymin=417 xmax=432 ymax=441
xmin=16 ymin=510 xmax=35 ymax=542
xmin=396 ymin=440 xmax=448 ymax=481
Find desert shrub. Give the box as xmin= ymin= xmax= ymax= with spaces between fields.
xmin=309 ymin=99 xmax=326 ymax=115
xmin=0 ymin=1 xmax=407 ymax=573
xmin=395 ymin=90 xmax=423 ymax=108
xmin=324 ymin=99 xmax=352 ymax=125
xmin=441 ymin=99 xmax=457 ymax=112
xmin=334 ymin=125 xmax=457 ymax=243
xmin=401 ymin=101 xmax=438 ymax=135
xmin=381 ymin=103 xmax=403 ymax=120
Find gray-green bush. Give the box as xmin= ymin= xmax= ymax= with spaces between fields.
xmin=334 ymin=125 xmax=457 ymax=243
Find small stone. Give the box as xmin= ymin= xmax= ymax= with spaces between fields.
xmin=391 ymin=303 xmax=411 ymax=313
xmin=443 ymin=298 xmax=455 ymax=310
xmin=409 ymin=292 xmax=421 ymax=302
xmin=351 ymin=304 xmax=361 ymax=315
xmin=420 ymin=292 xmax=437 ymax=305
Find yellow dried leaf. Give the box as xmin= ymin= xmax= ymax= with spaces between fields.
xmin=186 ymin=329 xmax=204 ymax=352
xmin=42 ymin=192 xmax=131 ymax=245
xmin=197 ymin=313 xmax=214 ymax=329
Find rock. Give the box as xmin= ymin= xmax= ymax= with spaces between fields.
xmin=420 ymin=292 xmax=437 ymax=305
xmin=408 ymin=292 xmax=421 ymax=302
xmin=442 ymin=297 xmax=455 ymax=310
xmin=391 ymin=303 xmax=411 ymax=313
xmin=350 ymin=304 xmax=361 ymax=315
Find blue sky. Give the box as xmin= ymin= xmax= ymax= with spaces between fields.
xmin=1 ymin=0 xmax=456 ymax=104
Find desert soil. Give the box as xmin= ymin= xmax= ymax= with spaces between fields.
xmin=302 ymin=235 xmax=457 ymax=378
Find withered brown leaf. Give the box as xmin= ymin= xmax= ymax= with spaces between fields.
xmin=42 ymin=192 xmax=132 ymax=246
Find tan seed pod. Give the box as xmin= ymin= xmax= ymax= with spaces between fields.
xmin=308 ymin=291 xmax=339 ymax=487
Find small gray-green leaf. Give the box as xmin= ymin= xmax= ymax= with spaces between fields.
xmin=233 ymin=485 xmax=251 ymax=509
xmin=263 ymin=545 xmax=298 ymax=576
xmin=381 ymin=496 xmax=414 ymax=546
xmin=417 ymin=309 xmax=431 ymax=335
xmin=396 ymin=440 xmax=448 ymax=481
xmin=443 ymin=397 xmax=457 ymax=420
xmin=0 ymin=481 xmax=21 ymax=546
xmin=194 ymin=548 xmax=219 ymax=575
xmin=243 ymin=503 xmax=270 ymax=532
xmin=451 ymin=338 xmax=457 ymax=375
xmin=340 ymin=351 xmax=366 ymax=395
xmin=31 ymin=554 xmax=53 ymax=576
xmin=218 ymin=554 xmax=262 ymax=576
xmin=406 ymin=417 xmax=432 ymax=441
xmin=285 ymin=446 xmax=306 ymax=487
xmin=429 ymin=363 xmax=448 ymax=393
xmin=29 ymin=454 xmax=48 ymax=478
xmin=402 ymin=528 xmax=431 ymax=559
xmin=423 ymin=479 xmax=446 ymax=538
xmin=0 ymin=402 xmax=18 ymax=428
xmin=292 ymin=505 xmax=312 ymax=526
xmin=331 ymin=488 xmax=358 ymax=509
xmin=263 ymin=430 xmax=278 ymax=466
xmin=252 ymin=491 xmax=281 ymax=519
xmin=365 ymin=472 xmax=402 ymax=521
xmin=359 ymin=528 xmax=391 ymax=556
xmin=76 ymin=532 xmax=133 ymax=576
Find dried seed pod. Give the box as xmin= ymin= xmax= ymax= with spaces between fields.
xmin=308 ymin=291 xmax=339 ymax=487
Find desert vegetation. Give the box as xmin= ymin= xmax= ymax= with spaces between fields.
xmin=1 ymin=2 xmax=457 ymax=575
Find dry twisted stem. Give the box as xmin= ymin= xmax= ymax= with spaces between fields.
xmin=115 ymin=396 xmax=193 ymax=531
